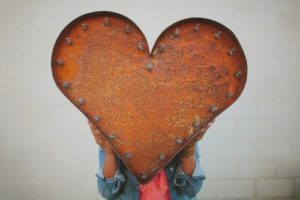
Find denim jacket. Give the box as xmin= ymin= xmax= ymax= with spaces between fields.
xmin=95 ymin=144 xmax=205 ymax=200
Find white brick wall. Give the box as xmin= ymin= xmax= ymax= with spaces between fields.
xmin=197 ymin=180 xmax=217 ymax=199
xmin=276 ymin=160 xmax=300 ymax=178
xmin=295 ymin=179 xmax=300 ymax=197
xmin=238 ymin=160 xmax=276 ymax=178
xmin=0 ymin=0 xmax=299 ymax=200
xmin=217 ymin=180 xmax=256 ymax=198
xmin=202 ymin=159 xmax=237 ymax=179
xmin=257 ymin=179 xmax=294 ymax=198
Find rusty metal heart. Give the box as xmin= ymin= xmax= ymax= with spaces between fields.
xmin=51 ymin=11 xmax=247 ymax=184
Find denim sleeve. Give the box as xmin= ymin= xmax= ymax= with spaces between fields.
xmin=95 ymin=147 xmax=125 ymax=200
xmin=173 ymin=143 xmax=205 ymax=197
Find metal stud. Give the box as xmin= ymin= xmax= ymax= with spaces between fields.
xmin=174 ymin=28 xmax=180 ymax=37
xmin=153 ymin=44 xmax=165 ymax=56
xmin=175 ymin=137 xmax=183 ymax=145
xmin=65 ymin=37 xmax=73 ymax=45
xmin=56 ymin=59 xmax=64 ymax=66
xmin=193 ymin=116 xmax=201 ymax=130
xmin=81 ymin=23 xmax=88 ymax=31
xmin=94 ymin=115 xmax=101 ymax=122
xmin=228 ymin=48 xmax=236 ymax=56
xmin=141 ymin=173 xmax=148 ymax=179
xmin=188 ymin=127 xmax=195 ymax=136
xmin=193 ymin=23 xmax=200 ymax=32
xmin=214 ymin=31 xmax=222 ymax=39
xmin=170 ymin=28 xmax=180 ymax=39
xmin=151 ymin=165 xmax=159 ymax=172
xmin=107 ymin=134 xmax=116 ymax=141
xmin=125 ymin=25 xmax=132 ymax=34
xmin=158 ymin=153 xmax=165 ymax=160
xmin=103 ymin=17 xmax=110 ymax=26
xmin=63 ymin=82 xmax=69 ymax=89
xmin=226 ymin=92 xmax=234 ymax=98
xmin=124 ymin=152 xmax=132 ymax=159
xmin=235 ymin=70 xmax=242 ymax=78
xmin=146 ymin=63 xmax=153 ymax=71
xmin=210 ymin=105 xmax=218 ymax=113
xmin=137 ymin=42 xmax=144 ymax=51
xmin=78 ymin=98 xmax=85 ymax=105
xmin=158 ymin=44 xmax=165 ymax=52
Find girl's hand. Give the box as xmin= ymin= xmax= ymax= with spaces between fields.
xmin=193 ymin=119 xmax=215 ymax=142
xmin=88 ymin=119 xmax=115 ymax=155
xmin=179 ymin=119 xmax=215 ymax=174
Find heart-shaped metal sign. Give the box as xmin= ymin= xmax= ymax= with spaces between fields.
xmin=51 ymin=11 xmax=247 ymax=184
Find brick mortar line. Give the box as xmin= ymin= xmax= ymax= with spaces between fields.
xmin=205 ymin=177 xmax=299 ymax=181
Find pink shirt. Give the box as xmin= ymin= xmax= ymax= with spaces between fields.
xmin=139 ymin=169 xmax=171 ymax=200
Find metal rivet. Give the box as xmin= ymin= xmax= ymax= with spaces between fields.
xmin=228 ymin=48 xmax=236 ymax=56
xmin=159 ymin=44 xmax=165 ymax=52
xmin=153 ymin=44 xmax=165 ymax=56
xmin=141 ymin=173 xmax=148 ymax=179
xmin=174 ymin=28 xmax=180 ymax=37
xmin=158 ymin=153 xmax=165 ymax=160
xmin=188 ymin=127 xmax=195 ymax=136
xmin=151 ymin=165 xmax=159 ymax=172
xmin=226 ymin=92 xmax=234 ymax=98
xmin=78 ymin=98 xmax=85 ymax=105
xmin=94 ymin=115 xmax=101 ymax=122
xmin=56 ymin=59 xmax=64 ymax=66
xmin=63 ymin=82 xmax=69 ymax=89
xmin=107 ymin=134 xmax=116 ymax=141
xmin=210 ymin=105 xmax=218 ymax=113
xmin=81 ymin=23 xmax=88 ymax=31
xmin=193 ymin=23 xmax=200 ymax=32
xmin=124 ymin=152 xmax=132 ymax=159
xmin=170 ymin=167 xmax=174 ymax=172
xmin=125 ymin=25 xmax=131 ymax=34
xmin=170 ymin=28 xmax=180 ymax=39
xmin=193 ymin=116 xmax=201 ymax=129
xmin=137 ymin=42 xmax=144 ymax=51
xmin=214 ymin=31 xmax=222 ymax=39
xmin=235 ymin=70 xmax=242 ymax=78
xmin=103 ymin=17 xmax=110 ymax=26
xmin=175 ymin=137 xmax=183 ymax=145
xmin=65 ymin=37 xmax=73 ymax=45
xmin=146 ymin=63 xmax=153 ymax=71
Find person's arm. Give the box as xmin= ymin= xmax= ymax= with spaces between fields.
xmin=88 ymin=120 xmax=117 ymax=178
xmin=179 ymin=153 xmax=196 ymax=176
xmin=103 ymin=151 xmax=118 ymax=178
xmin=174 ymin=145 xmax=205 ymax=197
xmin=173 ymin=120 xmax=214 ymax=197
xmin=88 ymin=120 xmax=125 ymax=200
xmin=179 ymin=120 xmax=214 ymax=175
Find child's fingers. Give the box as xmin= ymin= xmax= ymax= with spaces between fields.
xmin=96 ymin=137 xmax=104 ymax=146
xmin=88 ymin=120 xmax=94 ymax=130
xmin=203 ymin=120 xmax=214 ymax=131
xmin=88 ymin=120 xmax=99 ymax=132
xmin=193 ymin=120 xmax=215 ymax=142
xmin=87 ymin=119 xmax=107 ymax=148
xmin=88 ymin=120 xmax=103 ymax=140
xmin=194 ymin=134 xmax=204 ymax=141
xmin=88 ymin=120 xmax=96 ymax=129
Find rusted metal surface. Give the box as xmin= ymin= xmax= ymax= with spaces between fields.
xmin=51 ymin=11 xmax=247 ymax=184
